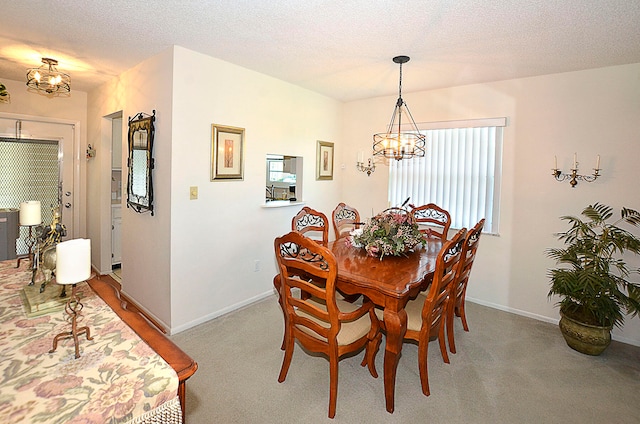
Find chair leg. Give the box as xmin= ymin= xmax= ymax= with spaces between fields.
xmin=328 ymin=355 xmax=338 ymax=418
xmin=278 ymin=336 xmax=295 ymax=383
xmin=273 ymin=275 xmax=287 ymax=350
xmin=438 ymin=324 xmax=450 ymax=364
xmin=459 ymin=300 xmax=469 ymax=331
xmin=417 ymin=339 xmax=431 ymax=396
xmin=361 ymin=332 xmax=382 ymax=378
xmin=447 ymin=299 xmax=457 ymax=354
xmin=279 ymin=297 xmax=287 ymax=351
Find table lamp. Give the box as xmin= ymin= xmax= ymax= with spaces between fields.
xmin=16 ymin=200 xmax=41 ymax=268
xmin=49 ymin=238 xmax=94 ymax=359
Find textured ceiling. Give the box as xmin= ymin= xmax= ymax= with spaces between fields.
xmin=1 ymin=0 xmax=639 ymax=102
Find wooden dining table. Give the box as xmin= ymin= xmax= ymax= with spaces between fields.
xmin=329 ymin=238 xmax=442 ymax=413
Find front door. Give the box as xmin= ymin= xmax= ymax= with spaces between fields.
xmin=0 ymin=115 xmax=76 ymax=243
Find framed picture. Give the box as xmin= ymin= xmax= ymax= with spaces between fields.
xmin=316 ymin=140 xmax=334 ymax=180
xmin=211 ymin=124 xmax=244 ymax=181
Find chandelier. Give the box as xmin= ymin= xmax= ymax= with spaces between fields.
xmin=373 ymin=56 xmax=426 ymax=161
xmin=26 ymin=58 xmax=71 ymax=95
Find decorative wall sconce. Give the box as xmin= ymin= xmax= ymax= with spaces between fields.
xmin=552 ymin=153 xmax=601 ymax=188
xmin=86 ymin=144 xmax=96 ymax=159
xmin=0 ymin=82 xmax=10 ymax=103
xmin=356 ymin=151 xmax=376 ymax=176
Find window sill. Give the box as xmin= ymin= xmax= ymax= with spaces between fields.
xmin=261 ymin=200 xmax=305 ymax=208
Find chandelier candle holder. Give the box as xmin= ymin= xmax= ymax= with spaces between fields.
xmin=373 ymin=56 xmax=426 ymax=161
xmin=552 ymin=153 xmax=601 ymax=188
xmin=356 ymin=151 xmax=376 ymax=176
xmin=49 ymin=238 xmax=94 ymax=359
xmin=26 ymin=58 xmax=71 ymax=96
xmin=16 ymin=201 xmax=42 ymax=268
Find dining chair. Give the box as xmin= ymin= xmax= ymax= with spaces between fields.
xmin=274 ymin=231 xmax=381 ymax=418
xmin=331 ymin=202 xmax=361 ymax=239
xmin=279 ymin=206 xmax=350 ymax=351
xmin=375 ymin=228 xmax=466 ymax=397
xmin=446 ymin=218 xmax=485 ymax=354
xmin=411 ymin=203 xmax=452 ymax=241
xmin=291 ymin=206 xmax=329 ymax=246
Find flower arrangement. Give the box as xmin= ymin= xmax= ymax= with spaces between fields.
xmin=347 ymin=210 xmax=425 ymax=258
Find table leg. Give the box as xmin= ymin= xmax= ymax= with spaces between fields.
xmin=383 ymin=307 xmax=407 ymax=413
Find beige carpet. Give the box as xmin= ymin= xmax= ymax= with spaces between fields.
xmin=170 ymin=296 xmax=640 ymax=424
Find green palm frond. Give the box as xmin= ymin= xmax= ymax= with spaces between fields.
xmin=547 ymin=204 xmax=640 ymax=328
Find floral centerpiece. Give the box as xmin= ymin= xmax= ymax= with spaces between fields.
xmin=347 ymin=210 xmax=426 ymax=259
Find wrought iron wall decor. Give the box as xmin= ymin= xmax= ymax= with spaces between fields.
xmin=126 ymin=110 xmax=155 ymax=215
xmin=552 ymin=153 xmax=601 ymax=188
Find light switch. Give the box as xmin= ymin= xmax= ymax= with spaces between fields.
xmin=190 ymin=186 xmax=198 ymax=200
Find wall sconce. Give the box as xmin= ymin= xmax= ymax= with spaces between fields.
xmin=86 ymin=144 xmax=96 ymax=159
xmin=356 ymin=151 xmax=376 ymax=176
xmin=552 ymin=153 xmax=601 ymax=188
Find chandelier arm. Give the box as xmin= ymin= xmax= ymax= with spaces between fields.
xmin=385 ymin=101 xmax=400 ymax=134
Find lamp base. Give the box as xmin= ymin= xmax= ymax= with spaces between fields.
xmin=49 ymin=284 xmax=93 ymax=359
xmin=21 ymin=283 xmax=67 ymax=318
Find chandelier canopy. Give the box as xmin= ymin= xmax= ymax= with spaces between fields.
xmin=373 ymin=56 xmax=426 ymax=161
xmin=26 ymin=58 xmax=71 ymax=96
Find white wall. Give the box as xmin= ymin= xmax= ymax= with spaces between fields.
xmin=169 ymin=46 xmax=343 ymax=331
xmin=87 ymin=46 xmax=343 ymax=332
xmin=342 ymin=63 xmax=640 ymax=346
xmin=87 ymin=48 xmax=174 ymax=327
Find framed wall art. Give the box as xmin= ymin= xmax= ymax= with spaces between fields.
xmin=211 ymin=124 xmax=244 ymax=181
xmin=316 ymin=140 xmax=334 ymax=180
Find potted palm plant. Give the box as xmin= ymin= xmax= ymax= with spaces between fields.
xmin=547 ymin=203 xmax=640 ymax=355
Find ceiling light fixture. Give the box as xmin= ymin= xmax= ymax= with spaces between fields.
xmin=26 ymin=58 xmax=71 ymax=95
xmin=373 ymin=55 xmax=426 ymax=161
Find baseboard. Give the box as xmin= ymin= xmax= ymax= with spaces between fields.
xmin=467 ymin=296 xmax=640 ymax=348
xmin=170 ymin=290 xmax=275 ymax=335
xmin=98 ymin=273 xmax=169 ymax=334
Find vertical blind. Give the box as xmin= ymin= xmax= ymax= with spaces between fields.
xmin=388 ymin=118 xmax=505 ymax=234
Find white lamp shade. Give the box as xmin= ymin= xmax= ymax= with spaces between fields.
xmin=56 ymin=238 xmax=91 ymax=285
xmin=19 ymin=201 xmax=41 ymax=225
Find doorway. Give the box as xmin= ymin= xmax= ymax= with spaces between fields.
xmin=0 ymin=115 xmax=78 ymax=249
xmin=110 ymin=114 xmax=123 ymax=281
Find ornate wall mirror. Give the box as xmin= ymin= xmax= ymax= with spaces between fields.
xmin=126 ymin=110 xmax=155 ymax=215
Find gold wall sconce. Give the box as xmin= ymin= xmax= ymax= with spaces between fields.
xmin=356 ymin=151 xmax=375 ymax=176
xmin=552 ymin=153 xmax=601 ymax=188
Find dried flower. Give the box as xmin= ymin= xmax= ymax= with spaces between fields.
xmin=348 ymin=210 xmax=425 ymax=259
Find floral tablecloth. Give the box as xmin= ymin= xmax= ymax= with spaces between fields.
xmin=0 ymin=261 xmax=182 ymax=424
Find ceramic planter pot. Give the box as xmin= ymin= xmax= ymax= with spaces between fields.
xmin=559 ymin=310 xmax=613 ymax=356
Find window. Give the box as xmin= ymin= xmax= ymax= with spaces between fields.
xmin=266 ymin=154 xmax=301 ymax=202
xmin=388 ymin=118 xmax=505 ymax=234
xmin=267 ymin=157 xmax=296 ymax=184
